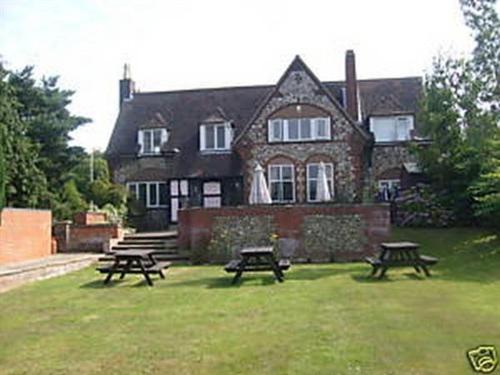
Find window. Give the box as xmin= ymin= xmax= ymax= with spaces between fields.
xmin=127 ymin=182 xmax=168 ymax=208
xmin=268 ymin=164 xmax=295 ymax=203
xmin=377 ymin=179 xmax=400 ymax=201
xmin=268 ymin=117 xmax=331 ymax=142
xmin=203 ymin=181 xmax=222 ymax=208
xmin=138 ymin=128 xmax=168 ymax=155
xmin=200 ymin=122 xmax=232 ymax=151
xmin=369 ymin=116 xmax=414 ymax=142
xmin=307 ymin=163 xmax=334 ymax=202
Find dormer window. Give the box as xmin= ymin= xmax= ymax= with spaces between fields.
xmin=138 ymin=128 xmax=168 ymax=155
xmin=268 ymin=117 xmax=331 ymax=143
xmin=200 ymin=122 xmax=232 ymax=152
xmin=369 ymin=115 xmax=414 ymax=143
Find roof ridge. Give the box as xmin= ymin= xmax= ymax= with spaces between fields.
xmin=135 ymin=84 xmax=274 ymax=96
xmin=134 ymin=76 xmax=422 ymax=96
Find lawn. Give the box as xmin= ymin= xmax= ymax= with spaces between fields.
xmin=1 ymin=228 xmax=500 ymax=375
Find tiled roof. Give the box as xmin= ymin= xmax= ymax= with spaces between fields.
xmin=106 ymin=77 xmax=422 ymax=178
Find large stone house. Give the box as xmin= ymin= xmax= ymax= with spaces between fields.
xmin=106 ymin=50 xmax=423 ymax=231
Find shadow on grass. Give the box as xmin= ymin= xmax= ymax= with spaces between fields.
xmin=167 ymin=273 xmax=286 ymax=289
xmin=350 ymin=271 xmax=429 ymax=283
xmin=286 ymin=266 xmax=352 ymax=281
xmin=80 ymin=278 xmax=154 ymax=289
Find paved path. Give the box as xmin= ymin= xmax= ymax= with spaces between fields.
xmin=0 ymin=253 xmax=99 ymax=293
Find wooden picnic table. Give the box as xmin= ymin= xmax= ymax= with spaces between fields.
xmin=224 ymin=246 xmax=291 ymax=284
xmin=365 ymin=242 xmax=438 ymax=279
xmin=96 ymin=250 xmax=171 ymax=286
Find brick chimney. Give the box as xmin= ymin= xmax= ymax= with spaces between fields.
xmin=119 ymin=63 xmax=135 ymax=108
xmin=345 ymin=50 xmax=359 ymax=122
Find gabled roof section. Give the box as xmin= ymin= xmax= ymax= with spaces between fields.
xmin=234 ymin=55 xmax=370 ymax=144
xmin=202 ymin=106 xmax=231 ymax=124
xmin=138 ymin=112 xmax=169 ymax=129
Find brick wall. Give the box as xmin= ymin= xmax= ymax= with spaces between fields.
xmin=178 ymin=204 xmax=390 ymax=263
xmin=0 ymin=208 xmax=53 ymax=265
xmin=53 ymin=220 xmax=123 ymax=253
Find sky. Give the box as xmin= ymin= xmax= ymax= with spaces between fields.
xmin=0 ymin=0 xmax=477 ymax=152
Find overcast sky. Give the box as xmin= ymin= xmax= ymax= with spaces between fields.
xmin=0 ymin=0 xmax=478 ymax=151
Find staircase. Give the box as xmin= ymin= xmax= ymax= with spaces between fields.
xmin=110 ymin=231 xmax=189 ymax=264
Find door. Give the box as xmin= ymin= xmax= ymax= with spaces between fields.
xmin=170 ymin=179 xmax=189 ymax=223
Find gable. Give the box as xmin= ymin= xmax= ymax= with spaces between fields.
xmin=235 ymin=55 xmax=370 ymax=145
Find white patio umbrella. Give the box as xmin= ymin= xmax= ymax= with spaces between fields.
xmin=316 ymin=162 xmax=332 ymax=202
xmin=249 ymin=163 xmax=272 ymax=204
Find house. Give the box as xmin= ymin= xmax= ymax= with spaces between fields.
xmin=106 ymin=50 xmax=423 ymax=231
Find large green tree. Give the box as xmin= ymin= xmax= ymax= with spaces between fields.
xmin=8 ymin=67 xmax=90 ymax=198
xmin=0 ymin=63 xmax=47 ymax=208
xmin=416 ymin=0 xmax=499 ymax=223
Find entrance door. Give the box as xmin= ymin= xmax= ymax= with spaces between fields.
xmin=170 ymin=179 xmax=188 ymax=223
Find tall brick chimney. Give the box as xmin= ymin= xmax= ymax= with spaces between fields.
xmin=345 ymin=50 xmax=359 ymax=122
xmin=119 ymin=63 xmax=135 ymax=108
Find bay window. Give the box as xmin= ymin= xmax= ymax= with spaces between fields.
xmin=307 ymin=163 xmax=334 ymax=202
xmin=268 ymin=164 xmax=295 ymax=203
xmin=128 ymin=182 xmax=168 ymax=208
xmin=268 ymin=117 xmax=331 ymax=142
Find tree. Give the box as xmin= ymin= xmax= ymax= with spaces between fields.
xmin=416 ymin=0 xmax=499 ymax=223
xmin=8 ymin=67 xmax=90 ymax=202
xmin=0 ymin=62 xmax=47 ymax=208
xmin=55 ymin=180 xmax=87 ymax=220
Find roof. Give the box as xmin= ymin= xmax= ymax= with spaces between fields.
xmin=403 ymin=162 xmax=422 ymax=174
xmin=106 ymin=76 xmax=422 ymax=178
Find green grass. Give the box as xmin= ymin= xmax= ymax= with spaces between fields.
xmin=1 ymin=228 xmax=500 ymax=374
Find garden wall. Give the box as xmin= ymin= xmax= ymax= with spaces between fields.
xmin=0 ymin=208 xmax=53 ymax=265
xmin=53 ymin=212 xmax=123 ymax=253
xmin=178 ymin=204 xmax=390 ymax=263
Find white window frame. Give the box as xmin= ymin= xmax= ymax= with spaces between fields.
xmin=369 ymin=115 xmax=414 ymax=143
xmin=268 ymin=164 xmax=295 ymax=203
xmin=268 ymin=117 xmax=331 ymax=143
xmin=306 ymin=163 xmax=335 ymax=202
xmin=200 ymin=122 xmax=232 ymax=152
xmin=138 ymin=128 xmax=168 ymax=155
xmin=378 ymin=179 xmax=400 ymax=190
xmin=127 ymin=181 xmax=168 ymax=208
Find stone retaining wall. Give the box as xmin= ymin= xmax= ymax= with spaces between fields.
xmin=178 ymin=204 xmax=390 ymax=263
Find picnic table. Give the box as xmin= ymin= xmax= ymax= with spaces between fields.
xmin=365 ymin=242 xmax=438 ymax=279
xmin=224 ymin=246 xmax=291 ymax=284
xmin=96 ymin=250 xmax=171 ymax=286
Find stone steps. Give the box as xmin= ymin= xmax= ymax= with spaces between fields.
xmin=112 ymin=231 xmax=188 ymax=263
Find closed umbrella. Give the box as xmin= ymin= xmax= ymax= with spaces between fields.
xmin=249 ymin=163 xmax=272 ymax=204
xmin=316 ymin=162 xmax=332 ymax=202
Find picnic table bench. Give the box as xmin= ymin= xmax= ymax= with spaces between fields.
xmin=97 ymin=250 xmax=171 ymax=286
xmin=365 ymin=242 xmax=438 ymax=279
xmin=224 ymin=247 xmax=291 ymax=284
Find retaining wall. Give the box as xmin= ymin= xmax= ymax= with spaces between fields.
xmin=178 ymin=204 xmax=390 ymax=263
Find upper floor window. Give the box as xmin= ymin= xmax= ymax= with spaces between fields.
xmin=200 ymin=122 xmax=232 ymax=152
xmin=268 ymin=117 xmax=331 ymax=143
xmin=268 ymin=164 xmax=295 ymax=203
xmin=369 ymin=115 xmax=414 ymax=142
xmin=138 ymin=128 xmax=168 ymax=155
xmin=307 ymin=163 xmax=334 ymax=202
xmin=127 ymin=181 xmax=168 ymax=208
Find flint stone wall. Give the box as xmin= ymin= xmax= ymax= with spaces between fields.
xmin=178 ymin=204 xmax=390 ymax=263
